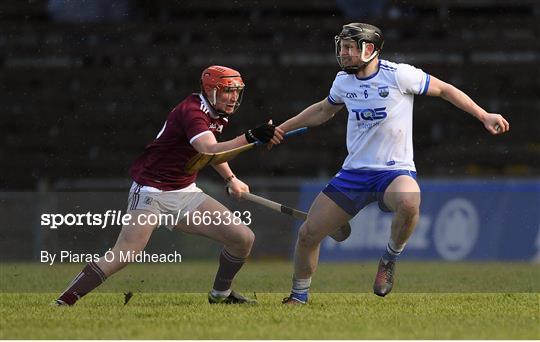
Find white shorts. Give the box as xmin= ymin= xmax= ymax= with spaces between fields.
xmin=127 ymin=182 xmax=209 ymax=230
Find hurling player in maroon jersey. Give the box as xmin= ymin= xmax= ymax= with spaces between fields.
xmin=55 ymin=66 xmax=284 ymax=305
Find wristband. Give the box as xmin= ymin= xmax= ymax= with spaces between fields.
xmin=245 ymin=130 xmax=258 ymax=143
xmin=224 ymin=175 xmax=236 ymax=183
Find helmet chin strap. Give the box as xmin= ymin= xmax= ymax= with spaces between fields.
xmin=360 ymin=41 xmax=379 ymax=63
xmin=203 ymin=89 xmax=229 ymax=118
xmin=210 ymin=89 xmax=217 ymax=107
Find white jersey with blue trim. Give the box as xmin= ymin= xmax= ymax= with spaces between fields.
xmin=328 ymin=59 xmax=430 ymax=171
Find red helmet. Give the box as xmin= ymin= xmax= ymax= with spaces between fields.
xmin=200 ymin=65 xmax=245 ymax=115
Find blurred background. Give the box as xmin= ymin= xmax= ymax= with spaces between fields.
xmin=1 ymin=0 xmax=539 ymax=263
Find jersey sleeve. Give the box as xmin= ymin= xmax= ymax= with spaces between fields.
xmin=327 ymin=72 xmax=346 ymax=105
xmin=181 ymin=109 xmax=212 ymax=144
xmin=395 ymin=63 xmax=431 ymax=96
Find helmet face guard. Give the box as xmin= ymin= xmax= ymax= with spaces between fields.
xmin=206 ymin=82 xmax=245 ymax=116
xmin=334 ymin=23 xmax=384 ymax=74
xmin=201 ymin=66 xmax=245 ymax=116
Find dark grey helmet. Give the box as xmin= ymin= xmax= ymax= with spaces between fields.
xmin=335 ymin=23 xmax=384 ymax=74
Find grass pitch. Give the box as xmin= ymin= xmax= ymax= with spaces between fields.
xmin=1 ymin=261 xmax=539 ymax=339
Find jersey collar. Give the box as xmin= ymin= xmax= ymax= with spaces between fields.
xmin=355 ymin=60 xmax=381 ymax=81
xmin=197 ymin=93 xmax=220 ymax=119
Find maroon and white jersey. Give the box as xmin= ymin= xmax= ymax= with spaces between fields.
xmin=130 ymin=94 xmax=229 ymax=190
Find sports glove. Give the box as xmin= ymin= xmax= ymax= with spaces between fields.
xmin=244 ymin=122 xmax=275 ymax=143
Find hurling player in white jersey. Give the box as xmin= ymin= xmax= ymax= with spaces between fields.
xmin=278 ymin=23 xmax=510 ymax=304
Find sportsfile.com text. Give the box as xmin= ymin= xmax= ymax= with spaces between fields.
xmin=40 ymin=210 xmax=252 ymax=229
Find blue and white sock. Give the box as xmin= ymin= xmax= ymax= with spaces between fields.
xmin=382 ymin=240 xmax=405 ymax=263
xmin=291 ymin=277 xmax=311 ymax=302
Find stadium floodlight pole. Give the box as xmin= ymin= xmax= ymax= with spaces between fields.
xmin=184 ymin=127 xmax=308 ymax=174
xmin=228 ymin=189 xmax=352 ymax=242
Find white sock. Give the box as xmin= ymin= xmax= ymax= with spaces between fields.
xmin=292 ymin=277 xmax=311 ymax=294
xmin=211 ymin=288 xmax=232 ymax=298
xmin=388 ymin=239 xmax=405 ymax=254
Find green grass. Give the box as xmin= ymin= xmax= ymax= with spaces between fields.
xmin=1 ymin=293 xmax=538 ymax=339
xmin=1 ymin=261 xmax=539 ymax=339
xmin=2 ymin=260 xmax=539 ymax=293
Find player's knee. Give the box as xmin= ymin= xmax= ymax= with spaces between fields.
xmin=229 ymin=226 xmax=255 ymax=254
xmin=298 ymin=221 xmax=323 ymax=247
xmin=242 ymin=228 xmax=255 ymax=249
xmin=396 ymin=195 xmax=420 ymax=217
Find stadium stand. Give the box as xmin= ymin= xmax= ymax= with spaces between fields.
xmin=1 ymin=0 xmax=539 ymax=189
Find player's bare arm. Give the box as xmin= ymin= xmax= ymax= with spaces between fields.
xmin=279 ymin=99 xmax=344 ymax=133
xmin=426 ymin=76 xmax=510 ymax=135
xmin=191 ymin=132 xmax=249 ymax=154
xmin=192 ymin=120 xmax=284 ymax=154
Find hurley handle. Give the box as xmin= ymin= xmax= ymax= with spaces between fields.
xmin=254 ymin=127 xmax=308 ymax=145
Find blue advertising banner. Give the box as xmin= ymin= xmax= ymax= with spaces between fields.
xmin=298 ymin=179 xmax=540 ymax=261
